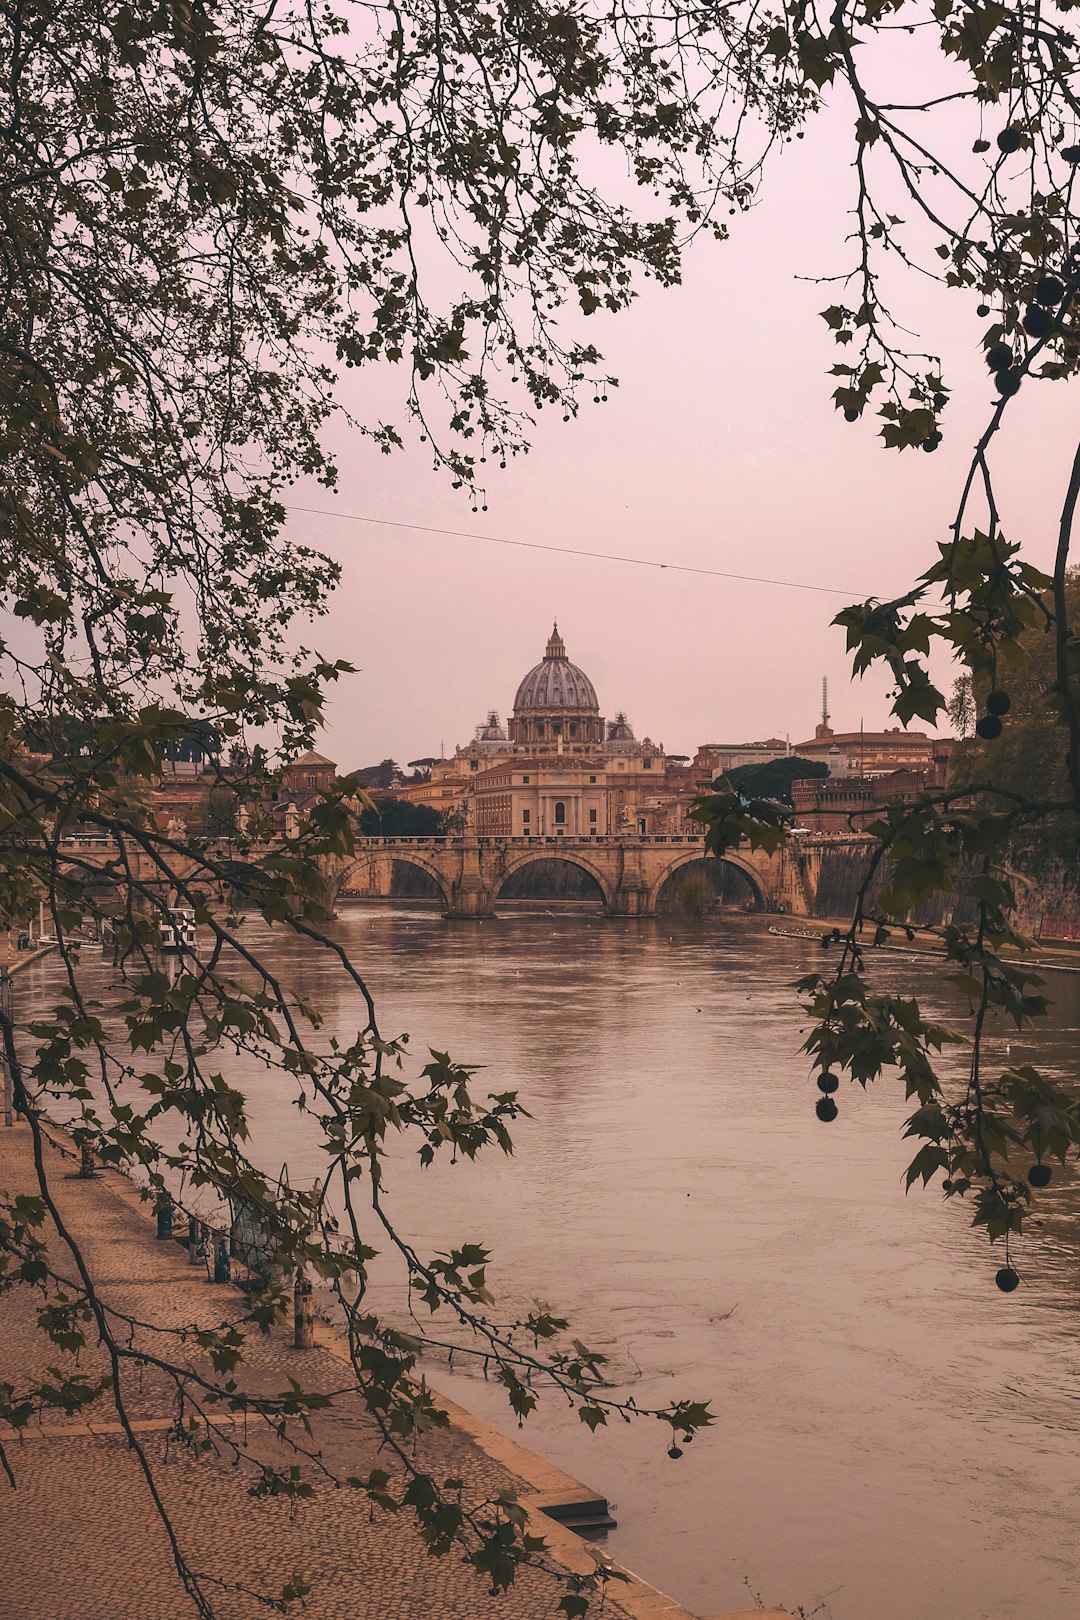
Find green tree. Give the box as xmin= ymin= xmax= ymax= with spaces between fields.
xmin=354 ymin=760 xmax=402 ymax=792
xmin=359 ymin=796 xmax=442 ymax=837
xmin=724 ymin=755 xmax=829 ymax=806
xmin=949 ymin=571 xmax=1080 ymax=856
xmin=2 ymin=2 xmax=734 ymax=1611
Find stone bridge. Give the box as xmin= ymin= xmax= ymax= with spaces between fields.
xmin=330 ymin=834 xmax=809 ymax=919
xmin=54 ymin=831 xmax=875 ymax=922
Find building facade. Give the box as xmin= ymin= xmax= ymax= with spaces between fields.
xmin=403 ymin=625 xmax=693 ymax=837
xmin=793 ymin=721 xmax=952 ymax=778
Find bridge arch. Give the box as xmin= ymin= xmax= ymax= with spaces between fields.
xmin=648 ymin=849 xmax=765 ymax=913
xmin=494 ymin=848 xmax=615 ymax=910
xmin=332 ymin=851 xmax=452 ymax=908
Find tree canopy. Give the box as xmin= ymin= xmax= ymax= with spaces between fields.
xmin=359 ymin=796 xmax=443 ymax=837
xmin=724 ymin=755 xmax=830 ymax=806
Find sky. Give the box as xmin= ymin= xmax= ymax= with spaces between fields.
xmin=277 ymin=71 xmax=1080 ymax=773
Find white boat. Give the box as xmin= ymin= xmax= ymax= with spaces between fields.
xmin=160 ymin=907 xmax=197 ymax=954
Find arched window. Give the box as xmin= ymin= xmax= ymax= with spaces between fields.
xmin=554 ymin=801 xmax=566 ymax=825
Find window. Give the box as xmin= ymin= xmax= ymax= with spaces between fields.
xmin=589 ymin=774 xmax=596 ymax=783
xmin=644 ymin=759 xmax=652 ymax=770
xmin=570 ymin=723 xmax=578 ymax=738
xmin=307 ymin=773 xmax=318 ymax=788
xmin=522 ymin=808 xmax=530 ymax=823
xmin=470 ymin=760 xmax=478 ymax=771
xmin=554 ymin=801 xmax=566 ymax=825
xmin=589 ymin=809 xmax=597 ymax=823
xmin=522 ymin=774 xmax=530 ymax=784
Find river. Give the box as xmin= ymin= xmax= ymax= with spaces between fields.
xmin=17 ymin=907 xmax=1080 ymax=1620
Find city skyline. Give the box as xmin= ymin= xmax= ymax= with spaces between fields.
xmin=329 ymin=613 xmax=952 ymax=772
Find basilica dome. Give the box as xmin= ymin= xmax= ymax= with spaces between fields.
xmin=509 ymin=625 xmax=605 ymax=750
xmin=513 ymin=625 xmax=599 ymax=713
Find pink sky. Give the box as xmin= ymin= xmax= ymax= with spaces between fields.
xmin=282 ymin=90 xmax=1080 ymax=772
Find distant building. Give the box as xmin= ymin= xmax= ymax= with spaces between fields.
xmin=689 ymin=739 xmax=790 ymax=789
xmin=791 ymin=764 xmax=949 ymax=832
xmin=401 ymin=624 xmax=697 ymax=836
xmin=149 ymin=747 xmax=340 ymax=836
xmin=793 ymin=721 xmax=952 ymax=779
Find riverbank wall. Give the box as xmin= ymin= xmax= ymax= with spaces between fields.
xmin=791 ymin=836 xmax=1080 ymax=943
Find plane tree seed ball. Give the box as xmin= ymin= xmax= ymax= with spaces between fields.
xmin=986 ymin=342 xmax=1013 ymax=371
xmin=995 ymin=366 xmax=1022 ymax=396
xmin=986 ymin=689 xmax=1011 ymax=715
xmin=975 ymin=714 xmax=1003 ymax=739
xmin=815 ymin=1097 xmax=839 ymax=1122
xmin=996 ymin=127 xmax=1022 ymax=153
xmin=1028 ymin=1163 xmax=1052 ymax=1188
xmin=977 ymin=303 xmax=991 ymax=316
xmin=1035 ymin=274 xmax=1065 ymax=306
xmin=995 ymin=1267 xmax=1021 ymax=1293
xmin=817 ymin=1072 xmax=840 ymax=1094
xmin=1023 ymin=305 xmax=1054 ymax=337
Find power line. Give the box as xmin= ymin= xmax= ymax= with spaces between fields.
xmin=282 ymin=503 xmax=864 ymax=598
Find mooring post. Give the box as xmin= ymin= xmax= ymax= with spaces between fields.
xmin=77 ymin=1136 xmax=99 ymax=1178
xmin=293 ymin=1270 xmax=314 ymax=1349
xmin=155 ymin=1193 xmax=173 ymax=1240
xmin=188 ymin=1218 xmax=205 ymax=1265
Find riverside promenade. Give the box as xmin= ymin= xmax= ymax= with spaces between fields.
xmin=0 ymin=1121 xmax=776 ymax=1620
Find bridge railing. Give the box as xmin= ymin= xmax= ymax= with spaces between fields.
xmin=355 ymin=833 xmax=709 ymax=848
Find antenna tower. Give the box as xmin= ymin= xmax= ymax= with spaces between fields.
xmin=821 ymin=677 xmax=830 ymax=731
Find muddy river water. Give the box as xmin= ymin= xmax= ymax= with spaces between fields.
xmin=20 ymin=907 xmax=1080 ymax=1619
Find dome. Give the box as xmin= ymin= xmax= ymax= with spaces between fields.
xmin=607 ymin=712 xmax=635 ymax=742
xmin=476 ymin=711 xmax=507 ymax=742
xmin=513 ymin=625 xmax=599 ymax=714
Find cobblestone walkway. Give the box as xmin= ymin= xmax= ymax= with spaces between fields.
xmin=0 ymin=1121 xmax=735 ymax=1620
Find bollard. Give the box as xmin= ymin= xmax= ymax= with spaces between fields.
xmin=155 ymin=1194 xmax=174 ymax=1240
xmin=213 ymin=1233 xmax=231 ymax=1284
xmin=77 ymin=1138 xmax=99 ymax=1179
xmin=188 ymin=1218 xmax=206 ymax=1266
xmin=293 ymin=1271 xmax=314 ymax=1349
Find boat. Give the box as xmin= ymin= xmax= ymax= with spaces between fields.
xmin=160 ymin=907 xmax=197 ymax=954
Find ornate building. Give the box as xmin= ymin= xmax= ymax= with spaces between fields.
xmin=793 ymin=720 xmax=953 ymax=779
xmin=402 ymin=625 xmax=694 ymax=836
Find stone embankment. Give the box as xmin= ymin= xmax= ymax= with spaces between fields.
xmin=0 ymin=1122 xmax=781 ymax=1620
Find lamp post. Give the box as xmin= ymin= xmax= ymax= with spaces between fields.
xmin=0 ymin=966 xmax=13 ymax=1128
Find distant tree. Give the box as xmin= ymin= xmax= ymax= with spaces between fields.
xmin=359 ymin=797 xmax=442 ymax=837
xmin=353 ymin=760 xmax=401 ymax=792
xmin=724 ymin=755 xmax=829 ymax=806
xmin=949 ymin=573 xmax=1080 ymax=858
xmin=946 ymin=676 xmax=977 ymax=741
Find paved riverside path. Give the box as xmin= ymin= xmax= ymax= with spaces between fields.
xmin=0 ymin=1121 xmax=778 ymax=1620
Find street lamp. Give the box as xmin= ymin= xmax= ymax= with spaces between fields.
xmin=1 ymin=967 xmax=14 ymax=1127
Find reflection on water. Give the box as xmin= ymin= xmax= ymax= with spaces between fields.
xmin=17 ymin=908 xmax=1080 ymax=1620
